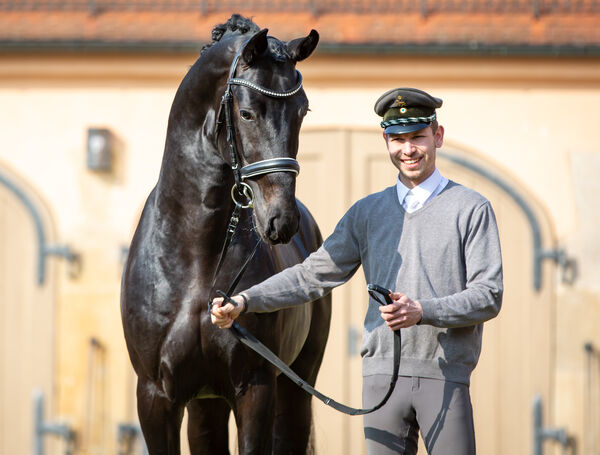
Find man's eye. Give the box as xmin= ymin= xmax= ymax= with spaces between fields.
xmin=240 ymin=110 xmax=254 ymax=121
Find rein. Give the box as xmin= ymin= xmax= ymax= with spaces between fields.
xmin=208 ymin=37 xmax=400 ymax=416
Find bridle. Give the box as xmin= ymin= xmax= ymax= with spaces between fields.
xmin=209 ymin=36 xmax=305 ymax=301
xmin=208 ymin=36 xmax=306 ymax=322
xmin=209 ymin=37 xmax=400 ymax=417
xmin=219 ymin=36 xmax=302 ymax=209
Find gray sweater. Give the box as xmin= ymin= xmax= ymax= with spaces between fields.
xmin=244 ymin=181 xmax=503 ymax=385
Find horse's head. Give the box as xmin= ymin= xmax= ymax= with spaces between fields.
xmin=216 ymin=25 xmax=319 ymax=244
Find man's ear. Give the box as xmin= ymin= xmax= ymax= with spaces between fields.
xmin=383 ymin=131 xmax=395 ymax=151
xmin=434 ymin=125 xmax=445 ymax=148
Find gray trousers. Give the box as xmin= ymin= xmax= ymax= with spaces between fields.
xmin=362 ymin=375 xmax=476 ymax=455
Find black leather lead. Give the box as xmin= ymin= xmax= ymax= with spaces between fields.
xmin=230 ymin=319 xmax=400 ymax=415
xmin=218 ymin=285 xmax=401 ymax=416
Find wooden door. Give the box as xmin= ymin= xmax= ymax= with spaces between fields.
xmin=297 ymin=128 xmax=555 ymax=454
xmin=0 ymin=171 xmax=55 ymax=455
xmin=438 ymin=147 xmax=555 ymax=455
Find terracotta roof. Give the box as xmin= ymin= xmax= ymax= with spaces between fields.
xmin=1 ymin=1 xmax=599 ymax=54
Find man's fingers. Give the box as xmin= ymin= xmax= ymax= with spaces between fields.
xmin=211 ymin=295 xmax=245 ymax=329
xmin=210 ymin=297 xmax=224 ymax=312
xmin=211 ymin=310 xmax=233 ymax=329
xmin=211 ymin=299 xmax=235 ymax=315
xmin=379 ymin=302 xmax=394 ymax=313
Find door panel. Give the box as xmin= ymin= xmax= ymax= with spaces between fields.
xmin=0 ymin=172 xmax=55 ymax=455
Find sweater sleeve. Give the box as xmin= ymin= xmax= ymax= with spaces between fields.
xmin=419 ymin=201 xmax=503 ymax=328
xmin=243 ymin=205 xmax=362 ymax=313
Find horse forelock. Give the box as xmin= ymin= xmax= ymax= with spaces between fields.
xmin=201 ymin=14 xmax=292 ymax=63
xmin=201 ymin=14 xmax=261 ymax=55
xmin=267 ymin=38 xmax=291 ymax=62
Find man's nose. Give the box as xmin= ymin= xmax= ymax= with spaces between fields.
xmin=402 ymin=141 xmax=416 ymax=154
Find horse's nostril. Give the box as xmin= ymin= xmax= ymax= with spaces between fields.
xmin=267 ymin=216 xmax=280 ymax=242
xmin=265 ymin=209 xmax=300 ymax=244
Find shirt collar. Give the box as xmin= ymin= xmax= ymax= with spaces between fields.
xmin=396 ymin=167 xmax=444 ymax=206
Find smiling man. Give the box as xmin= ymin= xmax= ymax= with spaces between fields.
xmin=211 ymin=87 xmax=503 ymax=455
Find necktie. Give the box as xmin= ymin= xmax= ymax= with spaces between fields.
xmin=403 ymin=190 xmax=420 ymax=213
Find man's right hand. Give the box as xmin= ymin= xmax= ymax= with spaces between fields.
xmin=210 ymin=294 xmax=247 ymax=329
xmin=379 ymin=292 xmax=422 ymax=330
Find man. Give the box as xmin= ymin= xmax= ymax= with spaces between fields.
xmin=211 ymin=87 xmax=503 ymax=454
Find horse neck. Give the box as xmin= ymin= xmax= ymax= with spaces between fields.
xmin=154 ymin=61 xmax=236 ymax=244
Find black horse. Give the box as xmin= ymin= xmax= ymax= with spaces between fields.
xmin=121 ymin=15 xmax=332 ymax=455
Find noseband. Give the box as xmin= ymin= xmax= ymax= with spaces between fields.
xmin=220 ymin=37 xmax=302 ymax=207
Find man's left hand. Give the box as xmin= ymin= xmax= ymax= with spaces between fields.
xmin=379 ymin=292 xmax=423 ymax=330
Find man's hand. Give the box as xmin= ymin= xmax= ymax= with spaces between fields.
xmin=210 ymin=294 xmax=247 ymax=329
xmin=379 ymin=292 xmax=422 ymax=330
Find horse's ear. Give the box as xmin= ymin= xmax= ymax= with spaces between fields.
xmin=287 ymin=30 xmax=319 ymax=63
xmin=241 ymin=28 xmax=269 ymax=67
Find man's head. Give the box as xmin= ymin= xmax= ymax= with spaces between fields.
xmin=375 ymin=88 xmax=444 ymax=188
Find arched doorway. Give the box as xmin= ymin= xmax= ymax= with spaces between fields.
xmin=0 ymin=168 xmax=56 ymax=454
xmin=296 ymin=128 xmax=557 ymax=455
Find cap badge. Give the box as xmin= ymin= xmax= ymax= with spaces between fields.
xmin=394 ymin=95 xmax=406 ymax=108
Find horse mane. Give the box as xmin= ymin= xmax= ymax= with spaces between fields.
xmin=201 ymin=14 xmax=260 ymax=54
xmin=201 ymin=14 xmax=290 ymax=61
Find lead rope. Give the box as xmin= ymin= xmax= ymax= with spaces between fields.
xmin=207 ymin=199 xmax=401 ymax=415
xmin=210 ymin=215 xmax=401 ymax=415
xmin=226 ymin=311 xmax=400 ymax=416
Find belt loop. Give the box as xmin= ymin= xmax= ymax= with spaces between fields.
xmin=411 ymin=376 xmax=419 ymax=392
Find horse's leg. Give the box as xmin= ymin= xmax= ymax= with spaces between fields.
xmin=273 ymin=373 xmax=314 ymax=453
xmin=273 ymin=299 xmax=332 ymax=454
xmin=137 ymin=378 xmax=185 ymax=455
xmin=186 ymin=398 xmax=231 ymax=455
xmin=234 ymin=373 xmax=276 ymax=455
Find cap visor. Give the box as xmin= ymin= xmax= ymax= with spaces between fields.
xmin=384 ymin=123 xmax=430 ymax=135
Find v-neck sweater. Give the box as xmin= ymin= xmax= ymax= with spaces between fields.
xmin=243 ymin=181 xmax=503 ymax=385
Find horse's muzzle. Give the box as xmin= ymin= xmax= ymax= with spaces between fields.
xmin=262 ymin=205 xmax=300 ymax=244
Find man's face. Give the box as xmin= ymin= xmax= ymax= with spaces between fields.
xmin=384 ymin=124 xmax=444 ymax=188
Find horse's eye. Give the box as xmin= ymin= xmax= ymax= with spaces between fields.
xmin=240 ymin=110 xmax=254 ymax=121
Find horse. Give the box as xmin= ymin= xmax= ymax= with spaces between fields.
xmin=120 ymin=14 xmax=332 ymax=455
